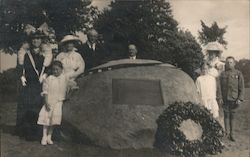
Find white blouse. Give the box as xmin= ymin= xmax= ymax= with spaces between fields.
xmin=56 ymin=50 xmax=85 ymax=80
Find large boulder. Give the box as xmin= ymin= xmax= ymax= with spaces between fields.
xmin=63 ymin=59 xmax=200 ymax=149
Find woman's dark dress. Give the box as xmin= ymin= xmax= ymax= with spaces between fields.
xmin=16 ymin=50 xmax=46 ymax=140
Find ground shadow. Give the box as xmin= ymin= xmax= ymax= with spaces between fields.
xmin=59 ymin=119 xmax=94 ymax=145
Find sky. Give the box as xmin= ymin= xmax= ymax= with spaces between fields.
xmin=0 ymin=0 xmax=249 ymax=72
xmin=91 ymin=0 xmax=250 ymax=60
xmin=170 ymin=0 xmax=250 ymax=60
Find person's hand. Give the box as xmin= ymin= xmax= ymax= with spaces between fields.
xmin=236 ymin=99 xmax=242 ymax=105
xmin=45 ymin=103 xmax=51 ymax=112
xmin=218 ymin=98 xmax=224 ymax=106
xmin=39 ymin=74 xmax=47 ymax=83
xmin=20 ymin=76 xmax=27 ymax=86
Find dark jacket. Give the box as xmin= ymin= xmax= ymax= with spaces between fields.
xmin=219 ymin=69 xmax=245 ymax=101
xmin=79 ymin=41 xmax=107 ymax=71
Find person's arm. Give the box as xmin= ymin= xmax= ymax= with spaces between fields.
xmin=75 ymin=56 xmax=85 ymax=77
xmin=195 ymin=78 xmax=201 ymax=95
xmin=41 ymin=78 xmax=50 ymax=111
xmin=68 ymin=54 xmax=85 ymax=79
xmin=238 ymin=71 xmax=245 ymax=102
xmin=43 ymin=94 xmax=50 ymax=111
xmin=216 ymin=77 xmax=223 ymax=105
xmin=39 ymin=45 xmax=53 ymax=83
xmin=18 ymin=48 xmax=26 ymax=65
xmin=195 ymin=78 xmax=203 ymax=104
xmin=19 ymin=54 xmax=28 ymax=86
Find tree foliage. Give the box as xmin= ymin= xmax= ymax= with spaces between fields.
xmin=95 ymin=0 xmax=203 ymax=79
xmin=236 ymin=59 xmax=250 ymax=87
xmin=0 ymin=0 xmax=97 ymax=52
xmin=198 ymin=20 xmax=228 ymax=49
xmin=0 ymin=68 xmax=17 ymax=101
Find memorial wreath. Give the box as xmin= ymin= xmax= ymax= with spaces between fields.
xmin=154 ymin=102 xmax=224 ymax=157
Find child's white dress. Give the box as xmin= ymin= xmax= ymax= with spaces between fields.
xmin=37 ymin=74 xmax=68 ymax=126
xmin=195 ymin=74 xmax=219 ymax=118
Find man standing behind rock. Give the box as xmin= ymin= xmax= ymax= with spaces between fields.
xmin=79 ymin=29 xmax=106 ymax=71
xmin=128 ymin=44 xmax=138 ymax=60
xmin=219 ymin=56 xmax=245 ymax=142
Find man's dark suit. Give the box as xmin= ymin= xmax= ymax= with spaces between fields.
xmin=79 ymin=41 xmax=106 ymax=71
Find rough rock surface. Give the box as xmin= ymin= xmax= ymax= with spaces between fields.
xmin=63 ymin=60 xmax=199 ymax=149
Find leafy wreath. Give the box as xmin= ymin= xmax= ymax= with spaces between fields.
xmin=154 ymin=102 xmax=224 ymax=157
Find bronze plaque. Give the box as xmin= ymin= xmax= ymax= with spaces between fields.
xmin=112 ymin=79 xmax=164 ymax=106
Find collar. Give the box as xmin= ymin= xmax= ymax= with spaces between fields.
xmin=129 ymin=56 xmax=136 ymax=60
xmin=87 ymin=41 xmax=96 ymax=51
xmin=227 ymin=68 xmax=236 ymax=72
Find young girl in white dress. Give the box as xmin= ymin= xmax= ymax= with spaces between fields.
xmin=195 ymin=63 xmax=219 ymax=119
xmin=37 ymin=61 xmax=68 ymax=145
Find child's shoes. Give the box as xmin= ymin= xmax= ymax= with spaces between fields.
xmin=47 ymin=138 xmax=54 ymax=145
xmin=41 ymin=136 xmax=47 ymax=145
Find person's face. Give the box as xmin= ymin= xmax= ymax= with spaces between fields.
xmin=31 ymin=38 xmax=42 ymax=48
xmin=52 ymin=65 xmax=63 ymax=77
xmin=65 ymin=42 xmax=75 ymax=52
xmin=88 ymin=32 xmax=98 ymax=43
xmin=201 ymin=64 xmax=209 ymax=75
xmin=226 ymin=58 xmax=235 ymax=70
xmin=22 ymin=42 xmax=29 ymax=49
xmin=128 ymin=45 xmax=137 ymax=56
xmin=208 ymin=51 xmax=217 ymax=60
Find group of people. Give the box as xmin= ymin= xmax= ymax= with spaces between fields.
xmin=16 ymin=30 xmax=79 ymax=145
xmin=15 ymin=23 xmax=244 ymax=146
xmin=195 ymin=42 xmax=244 ymax=142
xmin=16 ymin=23 xmax=139 ymax=145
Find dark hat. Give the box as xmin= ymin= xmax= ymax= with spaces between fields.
xmin=29 ymin=30 xmax=46 ymax=39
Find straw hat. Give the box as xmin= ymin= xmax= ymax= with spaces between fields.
xmin=204 ymin=42 xmax=223 ymax=54
xmin=60 ymin=35 xmax=81 ymax=44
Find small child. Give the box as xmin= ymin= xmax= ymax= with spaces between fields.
xmin=195 ymin=63 xmax=219 ymax=119
xmin=37 ymin=61 xmax=68 ymax=145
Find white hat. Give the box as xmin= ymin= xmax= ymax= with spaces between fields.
xmin=60 ymin=35 xmax=81 ymax=44
xmin=204 ymin=42 xmax=223 ymax=53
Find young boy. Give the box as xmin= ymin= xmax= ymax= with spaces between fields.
xmin=219 ymin=56 xmax=244 ymax=141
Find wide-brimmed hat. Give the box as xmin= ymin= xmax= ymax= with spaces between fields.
xmin=60 ymin=35 xmax=81 ymax=44
xmin=29 ymin=30 xmax=47 ymax=39
xmin=204 ymin=42 xmax=223 ymax=54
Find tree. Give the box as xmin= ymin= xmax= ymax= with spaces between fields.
xmin=198 ymin=20 xmax=228 ymax=49
xmin=0 ymin=68 xmax=17 ymax=101
xmin=173 ymin=30 xmax=204 ymax=79
xmin=236 ymin=59 xmax=250 ymax=87
xmin=0 ymin=0 xmax=96 ymax=53
xmin=94 ymin=0 xmax=203 ymax=79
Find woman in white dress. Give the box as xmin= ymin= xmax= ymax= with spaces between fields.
xmin=56 ymin=35 xmax=85 ymax=91
xmin=196 ymin=63 xmax=219 ymax=119
xmin=37 ymin=61 xmax=68 ymax=145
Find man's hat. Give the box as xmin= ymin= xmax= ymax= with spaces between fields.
xmin=60 ymin=35 xmax=81 ymax=44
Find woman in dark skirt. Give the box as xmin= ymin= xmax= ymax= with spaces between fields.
xmin=16 ymin=30 xmax=52 ymax=140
